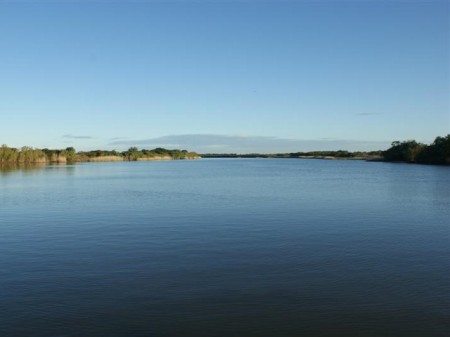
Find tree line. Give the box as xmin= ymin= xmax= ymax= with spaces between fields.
xmin=383 ymin=135 xmax=450 ymax=165
xmin=201 ymin=150 xmax=383 ymax=159
xmin=1 ymin=135 xmax=448 ymax=165
xmin=0 ymin=145 xmax=199 ymax=164
xmin=0 ymin=146 xmax=47 ymax=163
xmin=202 ymin=135 xmax=450 ymax=165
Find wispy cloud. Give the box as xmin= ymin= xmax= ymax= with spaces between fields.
xmin=108 ymin=134 xmax=390 ymax=153
xmin=355 ymin=112 xmax=381 ymax=116
xmin=62 ymin=134 xmax=94 ymax=140
xmin=108 ymin=136 xmax=128 ymax=141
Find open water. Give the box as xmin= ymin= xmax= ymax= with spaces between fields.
xmin=0 ymin=159 xmax=449 ymax=336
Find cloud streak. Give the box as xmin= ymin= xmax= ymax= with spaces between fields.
xmin=108 ymin=134 xmax=390 ymax=153
xmin=355 ymin=112 xmax=381 ymax=116
xmin=62 ymin=134 xmax=94 ymax=140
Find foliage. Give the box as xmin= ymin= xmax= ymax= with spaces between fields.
xmin=383 ymin=135 xmax=450 ymax=164
xmin=0 ymin=145 xmax=19 ymax=163
xmin=1 ymin=145 xmax=46 ymax=163
xmin=42 ymin=147 xmax=77 ymax=162
xmin=77 ymin=149 xmax=121 ymax=158
xmin=1 ymin=145 xmax=199 ymax=163
xmin=383 ymin=140 xmax=426 ymax=162
xmin=2 ymin=136 xmax=448 ymax=165
xmin=124 ymin=147 xmax=142 ymax=161
xmin=73 ymin=147 xmax=198 ymax=161
xmin=416 ymin=135 xmax=450 ymax=164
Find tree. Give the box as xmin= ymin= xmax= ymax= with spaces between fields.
xmin=383 ymin=140 xmax=426 ymax=162
xmin=125 ymin=147 xmax=141 ymax=161
xmin=63 ymin=147 xmax=76 ymax=162
xmin=417 ymin=135 xmax=450 ymax=164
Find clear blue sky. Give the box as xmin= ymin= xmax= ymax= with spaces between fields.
xmin=1 ymin=0 xmax=448 ymax=153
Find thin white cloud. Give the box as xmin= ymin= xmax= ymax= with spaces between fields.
xmin=355 ymin=112 xmax=381 ymax=116
xmin=108 ymin=137 xmax=129 ymax=141
xmin=62 ymin=134 xmax=94 ymax=140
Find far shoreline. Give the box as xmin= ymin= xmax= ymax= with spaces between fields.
xmin=1 ymin=135 xmax=449 ymax=166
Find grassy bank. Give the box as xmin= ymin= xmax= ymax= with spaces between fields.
xmin=0 ymin=145 xmax=200 ymax=164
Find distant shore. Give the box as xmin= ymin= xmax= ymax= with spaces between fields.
xmin=200 ymin=135 xmax=449 ymax=165
xmin=200 ymin=153 xmax=383 ymax=161
xmin=1 ymin=135 xmax=448 ymax=165
xmin=0 ymin=146 xmax=201 ymax=165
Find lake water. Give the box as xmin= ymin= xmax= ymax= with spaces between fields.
xmin=0 ymin=159 xmax=449 ymax=336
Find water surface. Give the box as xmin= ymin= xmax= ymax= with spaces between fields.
xmin=1 ymin=159 xmax=449 ymax=336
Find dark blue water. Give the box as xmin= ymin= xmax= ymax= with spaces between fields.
xmin=1 ymin=159 xmax=449 ymax=336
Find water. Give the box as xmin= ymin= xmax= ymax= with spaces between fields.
xmin=1 ymin=159 xmax=449 ymax=336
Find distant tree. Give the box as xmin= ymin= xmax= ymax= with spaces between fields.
xmin=383 ymin=140 xmax=426 ymax=162
xmin=125 ymin=147 xmax=141 ymax=161
xmin=0 ymin=145 xmax=19 ymax=163
xmin=63 ymin=147 xmax=76 ymax=162
xmin=153 ymin=147 xmax=167 ymax=155
xmin=417 ymin=135 xmax=450 ymax=164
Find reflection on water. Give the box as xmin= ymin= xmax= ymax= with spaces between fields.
xmin=0 ymin=163 xmax=77 ymax=176
xmin=0 ymin=163 xmax=48 ymax=175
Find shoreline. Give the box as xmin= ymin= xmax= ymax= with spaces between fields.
xmin=3 ymin=156 xmax=449 ymax=167
xmin=2 ymin=135 xmax=448 ymax=165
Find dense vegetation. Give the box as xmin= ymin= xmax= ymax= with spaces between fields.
xmin=78 ymin=147 xmax=199 ymax=161
xmin=0 ymin=145 xmax=199 ymax=164
xmin=0 ymin=145 xmax=47 ymax=163
xmin=383 ymin=135 xmax=450 ymax=165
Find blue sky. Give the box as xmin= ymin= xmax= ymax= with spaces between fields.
xmin=0 ymin=0 xmax=448 ymax=153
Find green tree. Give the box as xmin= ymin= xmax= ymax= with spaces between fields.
xmin=383 ymin=140 xmax=426 ymax=162
xmin=125 ymin=147 xmax=141 ymax=161
xmin=63 ymin=147 xmax=76 ymax=162
xmin=417 ymin=135 xmax=450 ymax=164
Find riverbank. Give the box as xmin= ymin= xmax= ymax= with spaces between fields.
xmin=0 ymin=145 xmax=201 ymax=164
xmin=1 ymin=135 xmax=448 ymax=165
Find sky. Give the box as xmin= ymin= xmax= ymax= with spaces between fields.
xmin=0 ymin=0 xmax=448 ymax=153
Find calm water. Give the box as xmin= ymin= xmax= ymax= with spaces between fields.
xmin=1 ymin=159 xmax=449 ymax=336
